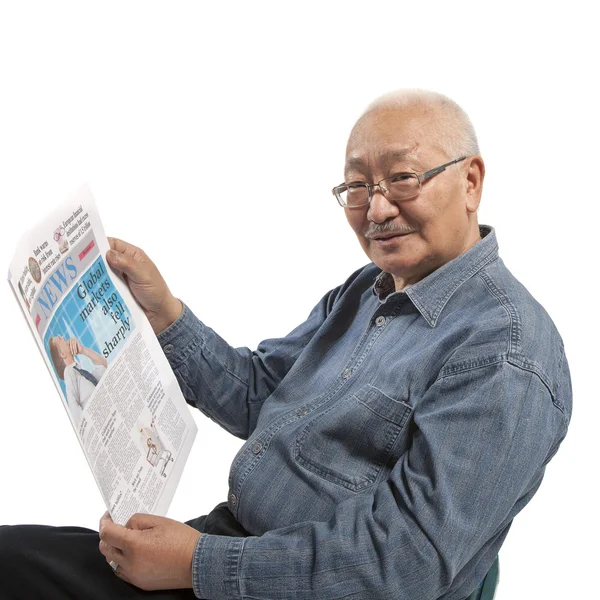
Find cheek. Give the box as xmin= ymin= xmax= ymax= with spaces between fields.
xmin=344 ymin=210 xmax=366 ymax=235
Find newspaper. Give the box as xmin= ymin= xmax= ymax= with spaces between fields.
xmin=7 ymin=184 xmax=197 ymax=525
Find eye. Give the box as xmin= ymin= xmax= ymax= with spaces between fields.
xmin=347 ymin=181 xmax=368 ymax=189
xmin=389 ymin=173 xmax=414 ymax=183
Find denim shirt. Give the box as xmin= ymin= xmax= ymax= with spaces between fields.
xmin=158 ymin=225 xmax=572 ymax=600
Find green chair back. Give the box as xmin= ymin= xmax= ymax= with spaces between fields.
xmin=463 ymin=555 xmax=499 ymax=600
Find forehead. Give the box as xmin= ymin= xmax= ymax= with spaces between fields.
xmin=345 ymin=107 xmax=442 ymax=173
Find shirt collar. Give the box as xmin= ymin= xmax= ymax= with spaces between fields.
xmin=372 ymin=225 xmax=499 ymax=327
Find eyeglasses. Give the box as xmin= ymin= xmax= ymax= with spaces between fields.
xmin=332 ymin=156 xmax=468 ymax=208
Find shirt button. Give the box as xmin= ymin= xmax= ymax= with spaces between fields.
xmin=229 ymin=493 xmax=237 ymax=506
xmin=163 ymin=344 xmax=174 ymax=354
xmin=296 ymin=407 xmax=308 ymax=417
xmin=252 ymin=442 xmax=263 ymax=454
xmin=342 ymin=368 xmax=352 ymax=380
xmin=375 ymin=316 xmax=386 ymax=327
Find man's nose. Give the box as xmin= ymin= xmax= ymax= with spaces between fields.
xmin=367 ymin=187 xmax=400 ymax=223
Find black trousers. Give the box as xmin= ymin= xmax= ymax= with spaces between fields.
xmin=0 ymin=503 xmax=250 ymax=600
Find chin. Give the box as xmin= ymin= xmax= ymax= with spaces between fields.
xmin=369 ymin=251 xmax=420 ymax=273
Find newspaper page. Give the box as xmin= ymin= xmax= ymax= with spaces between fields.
xmin=7 ymin=184 xmax=197 ymax=525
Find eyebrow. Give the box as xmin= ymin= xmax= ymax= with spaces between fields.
xmin=344 ymin=148 xmax=416 ymax=174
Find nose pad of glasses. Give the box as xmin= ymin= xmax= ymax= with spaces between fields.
xmin=378 ymin=183 xmax=389 ymax=195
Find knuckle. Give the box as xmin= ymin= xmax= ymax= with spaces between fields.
xmin=128 ymin=535 xmax=140 ymax=552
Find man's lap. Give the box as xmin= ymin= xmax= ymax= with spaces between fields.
xmin=0 ymin=506 xmax=491 ymax=599
xmin=0 ymin=503 xmax=249 ymax=600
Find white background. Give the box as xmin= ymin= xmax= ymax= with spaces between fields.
xmin=0 ymin=1 xmax=597 ymax=598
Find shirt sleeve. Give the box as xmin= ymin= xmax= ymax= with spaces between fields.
xmin=91 ymin=363 xmax=107 ymax=381
xmin=192 ymin=360 xmax=569 ymax=600
xmin=156 ymin=284 xmax=345 ymax=440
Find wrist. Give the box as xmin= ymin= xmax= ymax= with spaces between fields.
xmin=182 ymin=530 xmax=201 ymax=589
xmin=151 ymin=297 xmax=183 ymax=335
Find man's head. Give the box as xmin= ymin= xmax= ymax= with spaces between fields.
xmin=49 ymin=336 xmax=73 ymax=380
xmin=342 ymin=89 xmax=485 ymax=290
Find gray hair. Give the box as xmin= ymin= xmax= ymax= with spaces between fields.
xmin=360 ymin=89 xmax=480 ymax=158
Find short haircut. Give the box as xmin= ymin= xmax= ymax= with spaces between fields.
xmin=49 ymin=337 xmax=66 ymax=380
xmin=359 ymin=88 xmax=480 ymax=159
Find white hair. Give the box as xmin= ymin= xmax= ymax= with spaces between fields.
xmin=360 ymin=88 xmax=480 ymax=158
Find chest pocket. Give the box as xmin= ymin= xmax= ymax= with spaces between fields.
xmin=294 ymin=384 xmax=413 ymax=492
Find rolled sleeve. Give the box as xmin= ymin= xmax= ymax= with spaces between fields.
xmin=193 ymin=533 xmax=246 ymax=600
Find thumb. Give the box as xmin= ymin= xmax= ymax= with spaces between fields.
xmin=126 ymin=512 xmax=160 ymax=531
xmin=106 ymin=249 xmax=143 ymax=282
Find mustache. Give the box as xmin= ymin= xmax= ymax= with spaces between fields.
xmin=365 ymin=223 xmax=415 ymax=239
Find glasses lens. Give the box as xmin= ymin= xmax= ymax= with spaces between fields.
xmin=386 ymin=174 xmax=420 ymax=200
xmin=339 ymin=184 xmax=369 ymax=208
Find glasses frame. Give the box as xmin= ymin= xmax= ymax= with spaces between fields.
xmin=332 ymin=156 xmax=468 ymax=208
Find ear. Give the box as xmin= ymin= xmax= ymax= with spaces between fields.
xmin=464 ymin=156 xmax=485 ymax=213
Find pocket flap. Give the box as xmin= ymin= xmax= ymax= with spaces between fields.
xmin=355 ymin=384 xmax=412 ymax=427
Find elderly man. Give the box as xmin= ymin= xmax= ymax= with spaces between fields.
xmin=0 ymin=90 xmax=571 ymax=600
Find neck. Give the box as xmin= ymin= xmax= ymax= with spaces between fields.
xmin=393 ymin=226 xmax=483 ymax=292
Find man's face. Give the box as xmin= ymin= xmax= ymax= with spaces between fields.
xmin=344 ymin=107 xmax=481 ymax=288
xmin=51 ymin=336 xmax=69 ymax=357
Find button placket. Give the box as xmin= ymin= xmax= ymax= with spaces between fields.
xmin=228 ymin=298 xmax=406 ymax=518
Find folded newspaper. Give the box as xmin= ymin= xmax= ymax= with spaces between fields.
xmin=7 ymin=185 xmax=197 ymax=525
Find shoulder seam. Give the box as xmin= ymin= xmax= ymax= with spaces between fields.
xmin=437 ymin=355 xmax=566 ymax=414
xmin=476 ymin=269 xmax=522 ymax=355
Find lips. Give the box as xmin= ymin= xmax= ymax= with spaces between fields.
xmin=370 ymin=231 xmax=413 ymax=240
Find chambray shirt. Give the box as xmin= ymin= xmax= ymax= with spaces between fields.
xmin=158 ymin=225 xmax=571 ymax=600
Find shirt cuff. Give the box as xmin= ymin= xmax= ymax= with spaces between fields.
xmin=192 ymin=533 xmax=246 ymax=600
xmin=156 ymin=301 xmax=204 ymax=369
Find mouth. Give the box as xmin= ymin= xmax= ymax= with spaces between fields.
xmin=369 ymin=231 xmax=414 ymax=241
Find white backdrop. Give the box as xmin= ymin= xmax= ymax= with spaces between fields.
xmin=0 ymin=2 xmax=597 ymax=598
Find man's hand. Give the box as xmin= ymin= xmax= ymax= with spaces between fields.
xmin=98 ymin=511 xmax=201 ymax=591
xmin=68 ymin=337 xmax=83 ymax=355
xmin=106 ymin=238 xmax=182 ymax=334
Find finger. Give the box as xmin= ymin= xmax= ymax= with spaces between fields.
xmin=106 ymin=249 xmax=144 ymax=281
xmin=126 ymin=512 xmax=160 ymax=531
xmin=99 ymin=518 xmax=131 ymax=551
xmin=99 ymin=539 xmax=124 ymax=564
xmin=105 ymin=251 xmax=126 ymax=279
xmin=99 ymin=510 xmax=113 ymax=531
xmin=113 ymin=565 xmax=132 ymax=584
xmin=107 ymin=245 xmax=152 ymax=283
xmin=107 ymin=238 xmax=150 ymax=269
xmin=107 ymin=237 xmax=143 ymax=258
